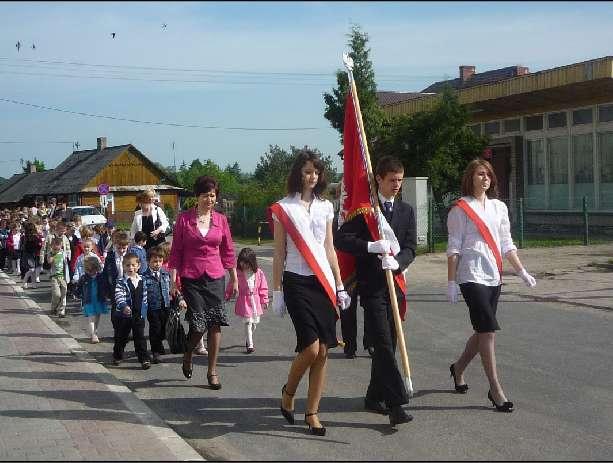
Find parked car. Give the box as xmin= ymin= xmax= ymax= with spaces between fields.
xmin=66 ymin=206 xmax=107 ymax=226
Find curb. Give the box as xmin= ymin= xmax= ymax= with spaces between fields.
xmin=1 ymin=272 xmax=205 ymax=462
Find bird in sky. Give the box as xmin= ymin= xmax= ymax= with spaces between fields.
xmin=162 ymin=23 xmax=167 ymax=29
xmin=16 ymin=41 xmax=21 ymax=52
xmin=31 ymin=43 xmax=35 ymax=50
xmin=111 ymin=32 xmax=116 ymax=39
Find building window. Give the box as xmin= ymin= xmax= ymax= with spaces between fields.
xmin=572 ymin=134 xmax=594 ymax=209
xmin=599 ymin=132 xmax=613 ymax=210
xmin=598 ymin=104 xmax=613 ymax=123
xmin=525 ymin=114 xmax=543 ymax=131
xmin=484 ymin=121 xmax=500 ymax=136
xmin=548 ymin=111 xmax=567 ymax=129
xmin=572 ymin=108 xmax=593 ymax=125
xmin=503 ymin=118 xmax=520 ymax=133
xmin=469 ymin=124 xmax=481 ymax=136
xmin=548 ymin=136 xmax=569 ymax=210
xmin=526 ymin=139 xmax=545 ymax=209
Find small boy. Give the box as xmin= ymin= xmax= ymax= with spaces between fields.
xmin=143 ymin=246 xmax=186 ymax=364
xmin=48 ymin=237 xmax=68 ymax=317
xmin=113 ymin=253 xmax=151 ymax=369
xmin=102 ymin=231 xmax=130 ymax=302
xmin=128 ymin=231 xmax=148 ymax=274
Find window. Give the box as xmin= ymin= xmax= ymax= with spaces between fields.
xmin=469 ymin=124 xmax=481 ymax=136
xmin=598 ymin=104 xmax=613 ymax=123
xmin=526 ymin=139 xmax=545 ymax=209
xmin=599 ymin=132 xmax=613 ymax=210
xmin=525 ymin=114 xmax=543 ymax=131
xmin=484 ymin=121 xmax=500 ymax=136
xmin=572 ymin=108 xmax=593 ymax=125
xmin=548 ymin=112 xmax=567 ymax=129
xmin=503 ymin=118 xmax=520 ymax=133
xmin=548 ymin=136 xmax=569 ymax=209
xmin=572 ymin=134 xmax=594 ymax=209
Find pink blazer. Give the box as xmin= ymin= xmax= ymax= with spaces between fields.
xmin=226 ymin=268 xmax=269 ymax=318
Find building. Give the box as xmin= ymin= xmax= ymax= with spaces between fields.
xmin=378 ymin=56 xmax=613 ymax=230
xmin=0 ymin=137 xmax=184 ymax=223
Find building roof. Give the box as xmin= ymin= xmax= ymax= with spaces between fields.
xmin=0 ymin=171 xmax=54 ymax=204
xmin=421 ymin=66 xmax=528 ymax=93
xmin=377 ymin=91 xmax=430 ymax=106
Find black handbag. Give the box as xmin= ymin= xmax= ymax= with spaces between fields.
xmin=165 ymin=299 xmax=187 ymax=354
xmin=151 ymin=207 xmax=166 ymax=245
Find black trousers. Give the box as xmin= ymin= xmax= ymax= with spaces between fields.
xmin=147 ymin=308 xmax=169 ymax=354
xmin=112 ymin=315 xmax=150 ymax=362
xmin=361 ymin=290 xmax=409 ymax=408
xmin=339 ymin=292 xmax=372 ymax=352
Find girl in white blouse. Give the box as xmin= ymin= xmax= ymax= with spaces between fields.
xmin=447 ymin=159 xmax=536 ymax=413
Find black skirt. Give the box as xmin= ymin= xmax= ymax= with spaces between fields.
xmin=181 ymin=273 xmax=228 ymax=333
xmin=282 ymin=271 xmax=338 ymax=352
xmin=459 ymin=282 xmax=502 ymax=333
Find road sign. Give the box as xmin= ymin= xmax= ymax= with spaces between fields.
xmin=97 ymin=183 xmax=110 ymax=195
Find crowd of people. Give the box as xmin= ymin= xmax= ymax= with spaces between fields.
xmin=0 ymin=151 xmax=539 ymax=434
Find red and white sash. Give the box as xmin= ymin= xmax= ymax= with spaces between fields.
xmin=455 ymin=198 xmax=503 ymax=278
xmin=270 ymin=197 xmax=337 ymax=308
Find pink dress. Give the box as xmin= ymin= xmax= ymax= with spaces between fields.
xmin=226 ymin=268 xmax=269 ymax=322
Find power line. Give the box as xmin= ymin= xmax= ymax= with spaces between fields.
xmin=0 ymin=140 xmax=73 ymax=144
xmin=0 ymin=97 xmax=325 ymax=131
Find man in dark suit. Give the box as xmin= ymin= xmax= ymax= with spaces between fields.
xmin=334 ymin=156 xmax=416 ymax=426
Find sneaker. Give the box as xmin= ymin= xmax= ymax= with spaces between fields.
xmin=141 ymin=360 xmax=151 ymax=370
xmin=91 ymin=334 xmax=100 ymax=344
xmin=246 ymin=346 xmax=255 ymax=354
xmin=23 ymin=282 xmax=29 ymax=289
xmin=194 ymin=346 xmax=208 ymax=355
xmin=58 ymin=309 xmax=66 ymax=318
xmin=35 ymin=276 xmax=40 ymax=283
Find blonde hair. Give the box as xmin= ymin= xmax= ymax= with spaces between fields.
xmin=138 ymin=189 xmax=156 ymax=203
xmin=80 ymin=226 xmax=94 ymax=239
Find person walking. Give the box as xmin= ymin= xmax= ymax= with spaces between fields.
xmin=76 ymin=256 xmax=109 ymax=344
xmin=271 ymin=149 xmax=350 ymax=436
xmin=130 ymin=189 xmax=169 ymax=250
xmin=168 ymin=175 xmax=237 ymax=389
xmin=446 ymin=159 xmax=537 ymax=413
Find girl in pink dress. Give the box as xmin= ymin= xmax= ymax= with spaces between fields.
xmin=226 ymin=248 xmax=269 ymax=353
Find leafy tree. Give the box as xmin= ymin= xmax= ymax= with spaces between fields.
xmin=323 ymin=24 xmax=388 ymax=156
xmin=23 ymin=158 xmax=46 ymax=173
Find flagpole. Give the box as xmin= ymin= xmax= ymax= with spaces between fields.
xmin=343 ymin=53 xmax=414 ymax=396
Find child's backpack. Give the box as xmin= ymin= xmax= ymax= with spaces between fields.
xmin=165 ymin=298 xmax=187 ymax=354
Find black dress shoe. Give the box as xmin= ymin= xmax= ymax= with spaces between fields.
xmin=488 ymin=391 xmax=514 ymax=412
xmin=450 ymin=363 xmax=469 ymax=393
xmin=389 ymin=406 xmax=413 ymax=426
xmin=367 ymin=346 xmax=375 ymax=357
xmin=364 ymin=397 xmax=389 ymax=415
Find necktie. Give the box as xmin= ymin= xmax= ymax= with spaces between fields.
xmin=384 ymin=201 xmax=393 ymax=220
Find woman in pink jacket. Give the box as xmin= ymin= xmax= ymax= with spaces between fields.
xmin=226 ymin=247 xmax=269 ymax=353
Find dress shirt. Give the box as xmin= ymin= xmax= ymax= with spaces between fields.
xmin=168 ymin=208 xmax=235 ymax=280
xmin=446 ymin=196 xmax=517 ymax=286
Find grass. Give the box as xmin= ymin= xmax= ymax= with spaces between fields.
xmin=234 ymin=237 xmax=273 ymax=246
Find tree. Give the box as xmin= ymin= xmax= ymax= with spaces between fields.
xmin=23 ymin=158 xmax=46 ymax=173
xmin=323 ymin=24 xmax=388 ymax=156
xmin=175 ymin=158 xmax=240 ymax=198
xmin=376 ymin=85 xmax=489 ymax=218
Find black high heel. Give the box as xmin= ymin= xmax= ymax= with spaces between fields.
xmin=449 ymin=363 xmax=469 ymax=393
xmin=280 ymin=384 xmax=295 ymax=424
xmin=207 ymin=373 xmax=222 ymax=390
xmin=305 ymin=412 xmax=326 ymax=436
xmin=488 ymin=390 xmax=514 ymax=412
xmin=182 ymin=354 xmax=192 ymax=379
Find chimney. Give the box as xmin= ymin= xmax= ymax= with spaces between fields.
xmin=516 ymin=66 xmax=529 ymax=76
xmin=97 ymin=137 xmax=107 ymax=151
xmin=29 ymin=162 xmax=36 ymax=174
xmin=459 ymin=65 xmax=476 ymax=82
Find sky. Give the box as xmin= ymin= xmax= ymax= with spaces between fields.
xmin=1 ymin=1 xmax=613 ymax=178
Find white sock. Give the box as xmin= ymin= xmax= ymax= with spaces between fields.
xmin=87 ymin=318 xmax=95 ymax=337
xmin=94 ymin=314 xmax=101 ymax=334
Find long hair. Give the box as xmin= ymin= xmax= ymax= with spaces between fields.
xmin=286 ymin=149 xmax=327 ymax=197
xmin=237 ymin=247 xmax=258 ymax=273
xmin=460 ymin=159 xmax=498 ymax=198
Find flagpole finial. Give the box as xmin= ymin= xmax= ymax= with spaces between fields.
xmin=342 ymin=52 xmax=354 ymax=71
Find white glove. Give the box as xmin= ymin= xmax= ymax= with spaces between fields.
xmin=518 ymin=268 xmax=536 ymax=288
xmin=380 ymin=255 xmax=399 ymax=271
xmin=336 ymin=286 xmax=351 ymax=311
xmin=447 ymin=281 xmax=460 ymax=304
xmin=367 ymin=239 xmax=391 ymax=254
xmin=272 ymin=290 xmax=286 ymax=317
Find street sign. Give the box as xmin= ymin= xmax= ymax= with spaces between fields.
xmin=97 ymin=183 xmax=110 ymax=195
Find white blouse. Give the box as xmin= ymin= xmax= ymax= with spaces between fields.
xmin=274 ymin=194 xmax=334 ymax=277
xmin=446 ymin=196 xmax=517 ymax=286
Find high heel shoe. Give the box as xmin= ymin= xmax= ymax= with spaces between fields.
xmin=488 ymin=390 xmax=514 ymax=412
xmin=182 ymin=355 xmax=192 ymax=379
xmin=207 ymin=373 xmax=222 ymax=390
xmin=280 ymin=384 xmax=295 ymax=424
xmin=449 ymin=363 xmax=469 ymax=393
xmin=304 ymin=412 xmax=326 ymax=436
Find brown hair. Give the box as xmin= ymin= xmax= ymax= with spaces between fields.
xmin=80 ymin=226 xmax=93 ymax=239
xmin=83 ymin=255 xmax=101 ymax=274
xmin=147 ymin=245 xmax=165 ymax=261
xmin=460 ymin=159 xmax=498 ymax=198
xmin=193 ymin=176 xmax=219 ymax=197
xmin=375 ymin=156 xmax=404 ymax=179
xmin=114 ymin=231 xmax=130 ymax=247
xmin=286 ymin=149 xmax=327 ymax=197
xmin=158 ymin=241 xmax=171 ymax=260
xmin=122 ymin=253 xmax=140 ymax=265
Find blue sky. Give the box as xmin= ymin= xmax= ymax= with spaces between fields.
xmin=1 ymin=1 xmax=613 ymax=177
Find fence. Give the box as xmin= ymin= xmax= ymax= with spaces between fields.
xmin=426 ymin=195 xmax=613 ymax=253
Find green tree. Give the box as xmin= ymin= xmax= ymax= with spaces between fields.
xmin=323 ymin=24 xmax=388 ymax=156
xmin=175 ymin=158 xmax=240 ymax=198
xmin=377 ymin=85 xmax=489 ymax=214
xmin=23 ymin=158 xmax=46 ymax=173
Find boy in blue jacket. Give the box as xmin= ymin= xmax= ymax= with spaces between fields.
xmin=128 ymin=231 xmax=148 ymax=274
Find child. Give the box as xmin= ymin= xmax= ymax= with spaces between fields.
xmin=6 ymin=222 xmax=22 ymax=275
xmin=48 ymin=237 xmax=68 ymax=317
xmin=20 ymin=221 xmax=43 ymax=289
xmin=128 ymin=231 xmax=148 ymax=274
xmin=72 ymin=238 xmax=102 ymax=284
xmin=113 ymin=253 xmax=151 ymax=369
xmin=143 ymin=246 xmax=186 ymax=363
xmin=77 ymin=256 xmax=109 ymax=343
xmin=102 ymin=231 xmax=130 ymax=303
xmin=226 ymin=247 xmax=269 ymax=354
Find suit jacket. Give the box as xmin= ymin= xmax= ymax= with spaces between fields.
xmin=334 ymin=198 xmax=416 ymax=296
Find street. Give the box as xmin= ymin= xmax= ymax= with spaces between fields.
xmin=16 ymin=243 xmax=613 ymax=460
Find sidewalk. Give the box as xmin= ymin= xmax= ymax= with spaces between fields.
xmin=0 ymin=271 xmax=203 ymax=461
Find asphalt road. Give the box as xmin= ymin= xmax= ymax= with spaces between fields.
xmin=23 ymin=246 xmax=613 ymax=460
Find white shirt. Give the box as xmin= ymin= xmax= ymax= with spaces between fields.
xmin=274 ymin=194 xmax=334 ymax=277
xmin=378 ymin=191 xmax=395 ymax=210
xmin=446 ymin=196 xmax=517 ymax=286
xmin=130 ymin=206 xmax=169 ymax=239
xmin=115 ymin=249 xmax=126 ymax=279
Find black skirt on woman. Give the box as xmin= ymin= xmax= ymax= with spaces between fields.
xmin=459 ymin=282 xmax=502 ymax=333
xmin=282 ymin=271 xmax=338 ymax=352
xmin=181 ymin=273 xmax=229 ymax=333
